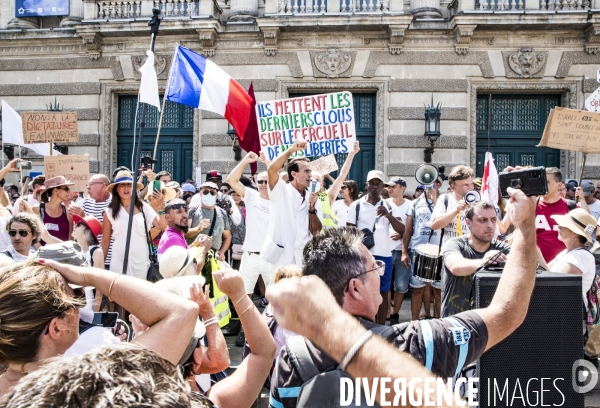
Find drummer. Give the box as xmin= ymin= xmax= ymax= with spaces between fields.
xmin=441 ymin=201 xmax=510 ymax=318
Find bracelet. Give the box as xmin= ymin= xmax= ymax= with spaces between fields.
xmin=204 ymin=317 xmax=219 ymax=327
xmin=239 ymin=303 xmax=254 ymax=318
xmin=233 ymin=294 xmax=247 ymax=309
xmin=158 ymin=211 xmax=165 ymax=215
xmin=107 ymin=274 xmax=121 ymax=301
xmin=339 ymin=330 xmax=374 ymax=371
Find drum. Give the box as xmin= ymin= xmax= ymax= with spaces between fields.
xmin=412 ymin=244 xmax=442 ymax=282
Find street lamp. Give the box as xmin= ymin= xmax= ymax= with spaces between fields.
xmin=227 ymin=123 xmax=242 ymax=161
xmin=423 ymin=95 xmax=441 ymax=164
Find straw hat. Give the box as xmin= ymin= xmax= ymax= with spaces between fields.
xmin=145 ymin=180 xmax=176 ymax=201
xmin=159 ymin=246 xmax=199 ymax=278
xmin=551 ymin=208 xmax=598 ymax=243
xmin=107 ymin=170 xmax=143 ymax=193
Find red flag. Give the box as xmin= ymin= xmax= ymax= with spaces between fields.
xmin=239 ymin=83 xmax=261 ymax=175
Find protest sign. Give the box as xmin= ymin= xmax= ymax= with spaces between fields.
xmin=21 ymin=111 xmax=78 ymax=144
xmin=256 ymin=92 xmax=356 ymax=160
xmin=44 ymin=155 xmax=89 ymax=192
xmin=308 ymin=155 xmax=339 ymax=174
xmin=538 ymin=107 xmax=600 ymax=153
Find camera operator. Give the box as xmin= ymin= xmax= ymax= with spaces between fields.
xmin=186 ymin=182 xmax=231 ymax=262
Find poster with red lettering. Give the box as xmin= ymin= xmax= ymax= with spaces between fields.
xmin=21 ymin=111 xmax=78 ymax=144
xmin=256 ymin=92 xmax=356 ymax=160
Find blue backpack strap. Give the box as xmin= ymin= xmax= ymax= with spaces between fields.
xmin=420 ymin=320 xmax=434 ymax=372
xmin=445 ymin=317 xmax=470 ymax=376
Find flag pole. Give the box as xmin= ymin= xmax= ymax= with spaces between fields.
xmin=120 ymin=9 xmax=161 ymax=316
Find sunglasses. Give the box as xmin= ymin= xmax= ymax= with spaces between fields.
xmin=257 ymin=180 xmax=268 ymax=185
xmin=340 ymin=185 xmax=348 ymax=190
xmin=9 ymin=229 xmax=30 ymax=237
xmin=57 ymin=186 xmax=70 ymax=192
xmin=202 ymin=190 xmax=217 ymax=196
xmin=220 ymin=189 xmax=230 ymax=193
xmin=168 ymin=203 xmax=188 ymax=211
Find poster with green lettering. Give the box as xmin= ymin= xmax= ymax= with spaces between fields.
xmin=256 ymin=91 xmax=356 ymax=160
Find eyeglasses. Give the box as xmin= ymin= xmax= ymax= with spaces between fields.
xmin=257 ymin=180 xmax=268 ymax=185
xmin=345 ymin=260 xmax=386 ymax=288
xmin=340 ymin=185 xmax=348 ymax=190
xmin=8 ymin=229 xmax=30 ymax=237
xmin=220 ymin=189 xmax=230 ymax=193
xmin=57 ymin=186 xmax=70 ymax=192
xmin=202 ymin=190 xmax=216 ymax=196
xmin=168 ymin=203 xmax=188 ymax=211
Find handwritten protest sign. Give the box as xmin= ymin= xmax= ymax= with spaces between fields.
xmin=308 ymin=155 xmax=339 ymax=174
xmin=44 ymin=155 xmax=89 ymax=192
xmin=538 ymin=107 xmax=600 ymax=153
xmin=256 ymin=92 xmax=356 ymax=160
xmin=21 ymin=111 xmax=78 ymax=144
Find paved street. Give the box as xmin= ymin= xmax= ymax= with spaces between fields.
xmin=223 ymin=292 xmax=600 ymax=407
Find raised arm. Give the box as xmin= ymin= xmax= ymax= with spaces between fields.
xmin=267 ymin=139 xmax=308 ymax=190
xmin=327 ymin=141 xmax=360 ymax=204
xmin=227 ymin=152 xmax=258 ymax=198
xmin=473 ymin=187 xmax=537 ymax=351
xmin=38 ymin=259 xmax=198 ymax=366
xmin=430 ymin=196 xmax=466 ymax=231
xmin=266 ymin=276 xmax=462 ymax=408
xmin=0 ymin=159 xmax=21 ymax=182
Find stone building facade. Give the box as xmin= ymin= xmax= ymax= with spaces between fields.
xmin=1 ymin=0 xmax=599 ymax=189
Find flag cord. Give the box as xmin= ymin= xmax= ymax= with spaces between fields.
xmin=225 ymin=137 xmax=235 ymax=175
xmin=151 ymin=94 xmax=168 ymax=168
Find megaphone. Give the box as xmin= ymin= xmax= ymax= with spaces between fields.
xmin=415 ymin=164 xmax=439 ymax=187
xmin=464 ymin=189 xmax=481 ymax=205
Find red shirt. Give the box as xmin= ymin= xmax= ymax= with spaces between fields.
xmin=536 ymin=198 xmax=570 ymax=262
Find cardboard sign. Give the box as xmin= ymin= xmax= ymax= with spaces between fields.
xmin=44 ymin=155 xmax=89 ymax=192
xmin=538 ymin=107 xmax=600 ymax=153
xmin=308 ymin=155 xmax=339 ymax=175
xmin=586 ymin=88 xmax=600 ymax=113
xmin=21 ymin=111 xmax=78 ymax=144
xmin=256 ymin=92 xmax=356 ymax=160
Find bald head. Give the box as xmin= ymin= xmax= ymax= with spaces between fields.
xmin=87 ymin=174 xmax=110 ymax=201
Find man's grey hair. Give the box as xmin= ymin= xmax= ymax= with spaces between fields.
xmin=302 ymin=227 xmax=367 ymax=306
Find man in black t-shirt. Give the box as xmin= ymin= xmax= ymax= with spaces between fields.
xmin=441 ymin=201 xmax=510 ymax=317
xmin=267 ymin=187 xmax=538 ymax=408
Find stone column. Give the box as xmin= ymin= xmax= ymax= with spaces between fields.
xmin=60 ymin=0 xmax=84 ymax=26
xmin=228 ymin=0 xmax=258 ymax=20
xmin=411 ymin=0 xmax=442 ymax=17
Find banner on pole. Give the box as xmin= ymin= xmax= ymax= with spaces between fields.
xmin=256 ymin=92 xmax=356 ymax=160
xmin=538 ymin=107 xmax=600 ymax=153
xmin=21 ymin=111 xmax=78 ymax=144
xmin=308 ymin=155 xmax=339 ymax=174
xmin=44 ymin=155 xmax=89 ymax=192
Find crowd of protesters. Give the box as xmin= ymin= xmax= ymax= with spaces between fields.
xmin=0 ymin=142 xmax=598 ymax=407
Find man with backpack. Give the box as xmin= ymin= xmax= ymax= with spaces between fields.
xmin=269 ymin=186 xmax=538 ymax=407
xmin=347 ymin=170 xmax=405 ymax=325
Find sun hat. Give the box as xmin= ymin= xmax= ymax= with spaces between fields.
xmin=551 ymin=208 xmax=598 ymax=243
xmin=106 ymin=170 xmax=143 ymax=193
xmin=159 ymin=246 xmax=199 ymax=278
xmin=44 ymin=176 xmax=74 ymax=190
xmin=166 ymin=181 xmax=181 ymax=190
xmin=71 ymin=214 xmax=102 ymax=238
xmin=145 ymin=180 xmax=176 ymax=201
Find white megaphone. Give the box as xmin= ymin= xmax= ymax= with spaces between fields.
xmin=415 ymin=164 xmax=439 ymax=187
xmin=464 ymin=189 xmax=481 ymax=205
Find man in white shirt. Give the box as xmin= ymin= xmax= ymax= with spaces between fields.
xmin=347 ymin=170 xmax=405 ymax=325
xmin=385 ymin=177 xmax=412 ymax=325
xmin=263 ymin=139 xmax=323 ymax=266
xmin=12 ymin=174 xmax=45 ymax=215
xmin=583 ymin=181 xmax=600 ymax=221
xmin=430 ymin=165 xmax=475 ymax=244
xmin=227 ymin=152 xmax=276 ymax=294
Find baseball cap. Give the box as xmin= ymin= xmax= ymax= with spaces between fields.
xmin=366 ymin=170 xmax=385 ymax=183
xmin=205 ymin=170 xmax=222 ymax=181
xmin=201 ymin=181 xmax=219 ymax=190
xmin=181 ymin=183 xmax=196 ymax=193
xmin=565 ymin=182 xmax=577 ymax=192
xmin=582 ymin=182 xmax=595 ymax=197
xmin=384 ymin=177 xmax=407 ymax=187
xmin=416 ymin=185 xmax=425 ymax=191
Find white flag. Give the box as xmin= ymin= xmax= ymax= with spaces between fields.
xmin=138 ymin=50 xmax=161 ymax=110
xmin=1 ymin=100 xmax=57 ymax=156
xmin=481 ymin=152 xmax=499 ymax=205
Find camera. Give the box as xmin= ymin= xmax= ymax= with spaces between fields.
xmin=17 ymin=161 xmax=32 ymax=170
xmin=216 ymin=192 xmax=231 ymax=213
xmin=499 ymin=166 xmax=548 ymax=198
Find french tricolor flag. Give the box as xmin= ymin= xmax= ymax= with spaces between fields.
xmin=166 ymin=45 xmax=252 ymax=138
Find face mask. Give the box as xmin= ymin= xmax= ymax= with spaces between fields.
xmin=201 ymin=193 xmax=216 ymax=207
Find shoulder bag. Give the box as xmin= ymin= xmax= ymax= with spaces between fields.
xmin=141 ymin=207 xmax=162 ymax=283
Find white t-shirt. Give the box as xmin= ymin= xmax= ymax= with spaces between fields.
xmin=347 ymin=197 xmax=392 ymax=258
xmin=11 ymin=194 xmax=39 ymax=216
xmin=387 ymin=198 xmax=412 ymax=251
xmin=0 ymin=217 xmax=12 ymax=252
xmin=431 ymin=193 xmax=470 ymax=245
xmin=587 ymin=199 xmax=600 ymax=221
xmin=550 ymin=247 xmax=595 ymax=308
xmin=407 ymin=197 xmax=440 ymax=249
xmin=262 ymin=178 xmax=323 ymax=266
xmin=332 ymin=199 xmax=351 ymax=227
xmin=242 ymin=188 xmax=271 ymax=252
